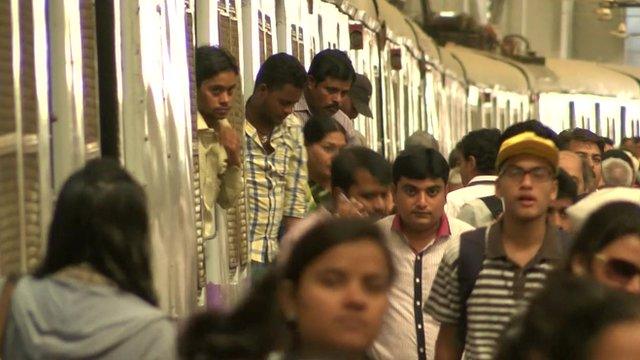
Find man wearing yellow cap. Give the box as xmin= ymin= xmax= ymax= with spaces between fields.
xmin=425 ymin=120 xmax=570 ymax=360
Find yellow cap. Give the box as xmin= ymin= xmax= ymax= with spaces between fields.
xmin=496 ymin=131 xmax=559 ymax=170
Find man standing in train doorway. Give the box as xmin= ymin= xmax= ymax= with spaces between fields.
xmin=244 ymin=53 xmax=309 ymax=278
xmin=195 ymin=46 xmax=243 ymax=240
xmin=294 ymin=49 xmax=358 ymax=143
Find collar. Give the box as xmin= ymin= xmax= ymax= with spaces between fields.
xmin=468 ymin=175 xmax=498 ymax=185
xmin=485 ymin=219 xmax=563 ymax=261
xmin=391 ymin=213 xmax=452 ymax=239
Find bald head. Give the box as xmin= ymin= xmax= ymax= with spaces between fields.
xmin=559 ymin=150 xmax=585 ymax=194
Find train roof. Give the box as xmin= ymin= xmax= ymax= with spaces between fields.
xmin=601 ymin=63 xmax=640 ymax=86
xmin=331 ymin=0 xmax=380 ymax=31
xmin=438 ymin=47 xmax=466 ymax=83
xmin=446 ymin=44 xmax=529 ymax=93
xmin=405 ymin=18 xmax=440 ymax=62
xmin=541 ymin=59 xmax=640 ymax=98
xmin=375 ymin=0 xmax=416 ymax=50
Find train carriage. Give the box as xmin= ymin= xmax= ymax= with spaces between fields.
xmin=601 ymin=63 xmax=640 ymax=139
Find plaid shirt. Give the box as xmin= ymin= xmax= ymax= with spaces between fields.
xmin=244 ymin=114 xmax=308 ymax=263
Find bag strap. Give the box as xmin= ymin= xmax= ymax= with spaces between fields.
xmin=479 ymin=195 xmax=503 ymax=220
xmin=0 ymin=275 xmax=18 ymax=350
xmin=456 ymin=226 xmax=490 ymax=343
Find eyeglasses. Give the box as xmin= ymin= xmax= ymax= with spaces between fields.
xmin=499 ymin=166 xmax=555 ymax=183
xmin=595 ymin=254 xmax=640 ymax=285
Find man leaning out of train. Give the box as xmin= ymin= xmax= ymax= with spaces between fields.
xmin=294 ymin=49 xmax=357 ymax=144
xmin=0 ymin=159 xmax=176 ymax=359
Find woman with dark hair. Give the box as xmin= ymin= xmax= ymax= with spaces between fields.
xmin=1 ymin=159 xmax=175 ymax=359
xmin=567 ymin=201 xmax=640 ymax=294
xmin=304 ymin=115 xmax=347 ymax=210
xmin=179 ymin=218 xmax=394 ymax=359
xmin=495 ymin=274 xmax=640 ymax=360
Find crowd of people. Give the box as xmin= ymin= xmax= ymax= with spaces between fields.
xmin=2 ymin=46 xmax=640 ymax=359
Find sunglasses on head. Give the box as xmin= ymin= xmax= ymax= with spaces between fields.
xmin=595 ymin=254 xmax=640 ymax=284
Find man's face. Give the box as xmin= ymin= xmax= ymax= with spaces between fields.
xmin=569 ymin=140 xmax=602 ymax=188
xmin=458 ymin=155 xmax=475 ymax=186
xmin=340 ymin=94 xmax=358 ymax=119
xmin=197 ymin=70 xmax=238 ymax=124
xmin=257 ymin=83 xmax=303 ymax=127
xmin=346 ymin=169 xmax=389 ymax=220
xmin=559 ymin=151 xmax=585 ymax=194
xmin=306 ymin=76 xmax=352 ymax=117
xmin=547 ymin=197 xmax=574 ymax=232
xmin=393 ymin=177 xmax=446 ymax=234
xmin=622 ymin=139 xmax=635 ymax=153
xmin=496 ymin=154 xmax=558 ymax=222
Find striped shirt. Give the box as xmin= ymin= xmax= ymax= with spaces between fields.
xmin=371 ymin=215 xmax=473 ymax=360
xmin=244 ymin=114 xmax=308 ymax=263
xmin=424 ymin=220 xmax=564 ymax=360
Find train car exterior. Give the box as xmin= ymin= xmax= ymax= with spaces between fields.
xmin=5 ymin=0 xmax=640 ymax=319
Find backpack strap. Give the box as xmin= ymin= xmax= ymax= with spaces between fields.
xmin=0 ymin=275 xmax=18 ymax=350
xmin=479 ymin=195 xmax=503 ymax=220
xmin=456 ymin=226 xmax=490 ymax=343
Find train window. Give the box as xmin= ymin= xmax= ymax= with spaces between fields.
xmin=291 ymin=25 xmax=298 ymax=60
xmin=80 ymin=0 xmax=100 ymax=159
xmin=318 ymin=15 xmax=323 ymax=50
xmin=265 ymin=15 xmax=273 ymax=57
xmin=298 ymin=27 xmax=305 ymax=66
xmin=256 ymin=11 xmax=265 ymax=63
xmin=621 ymin=106 xmax=627 ymax=138
xmin=595 ymin=103 xmax=601 ymax=135
xmin=569 ymin=101 xmax=576 ymax=128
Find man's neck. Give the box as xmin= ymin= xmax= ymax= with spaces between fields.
xmin=403 ymin=221 xmax=439 ymax=254
xmin=501 ymin=213 xmax=547 ymax=267
xmin=245 ymin=97 xmax=273 ymax=136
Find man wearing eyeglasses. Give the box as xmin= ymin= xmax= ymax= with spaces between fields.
xmin=426 ymin=120 xmax=570 ymax=360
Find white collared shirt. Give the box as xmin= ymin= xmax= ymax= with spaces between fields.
xmin=371 ymin=215 xmax=473 ymax=360
xmin=445 ymin=175 xmax=497 ymax=220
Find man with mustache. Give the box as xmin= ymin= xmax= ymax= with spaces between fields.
xmin=293 ymin=49 xmax=357 ymax=143
xmin=372 ymin=146 xmax=473 ymax=360
xmin=426 ymin=120 xmax=567 ymax=360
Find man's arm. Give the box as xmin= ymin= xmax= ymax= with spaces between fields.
xmin=434 ymin=324 xmax=464 ymax=360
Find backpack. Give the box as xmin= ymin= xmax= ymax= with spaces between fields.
xmin=455 ymin=225 xmax=572 ymax=343
xmin=479 ymin=195 xmax=503 ymax=220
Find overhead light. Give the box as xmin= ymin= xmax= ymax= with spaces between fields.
xmin=595 ymin=7 xmax=613 ymax=21
xmin=610 ymin=22 xmax=631 ymax=38
xmin=439 ymin=11 xmax=456 ymax=17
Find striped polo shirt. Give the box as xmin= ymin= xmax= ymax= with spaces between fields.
xmin=424 ymin=220 xmax=564 ymax=360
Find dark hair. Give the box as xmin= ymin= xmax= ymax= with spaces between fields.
xmin=566 ymin=201 xmax=640 ymax=272
xmin=331 ymin=146 xmax=392 ymax=193
xmin=558 ymin=128 xmax=604 ymax=153
xmin=496 ymin=273 xmax=640 ymax=360
xmin=283 ymin=218 xmax=395 ymax=287
xmin=254 ymin=53 xmax=307 ymax=91
xmin=601 ymin=136 xmax=614 ymax=147
xmin=308 ymin=49 xmax=356 ymax=84
xmin=34 ymin=159 xmax=157 ymax=305
xmin=556 ymin=169 xmax=578 ymax=203
xmin=459 ymin=128 xmax=501 ymax=175
xmin=603 ymin=149 xmax=634 ymax=170
xmin=393 ymin=146 xmax=449 ymax=185
xmin=303 ymin=115 xmax=346 ymax=146
xmin=179 ymin=219 xmax=395 ymax=359
xmin=499 ymin=119 xmax=559 ymax=149
xmin=178 ymin=271 xmax=283 ymax=360
xmin=195 ymin=46 xmax=239 ymax=87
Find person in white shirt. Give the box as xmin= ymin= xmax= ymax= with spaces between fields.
xmin=372 ymin=146 xmax=473 ymax=360
xmin=445 ymin=129 xmax=501 ymax=220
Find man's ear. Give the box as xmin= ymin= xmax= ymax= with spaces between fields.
xmin=255 ymin=83 xmax=269 ymax=98
xmin=468 ymin=155 xmax=477 ymax=172
xmin=307 ymin=75 xmax=316 ymax=89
